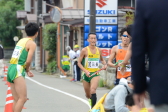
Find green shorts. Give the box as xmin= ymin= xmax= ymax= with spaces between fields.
xmin=7 ymin=64 xmax=26 ymax=83
xmin=82 ymin=72 xmax=100 ymax=83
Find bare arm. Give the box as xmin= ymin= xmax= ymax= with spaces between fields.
xmin=122 ymin=43 xmax=132 ymax=64
xmin=99 ymin=48 xmax=107 ymax=65
xmin=148 ymin=108 xmax=154 ymax=112
xmin=108 ymin=46 xmax=118 ymax=68
xmin=26 ymin=41 xmax=36 ymax=72
xmin=77 ymin=48 xmax=88 ymax=73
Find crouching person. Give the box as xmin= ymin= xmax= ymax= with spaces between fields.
xmin=125 ymin=94 xmax=154 ymax=112
xmin=103 ymin=77 xmax=133 ymax=112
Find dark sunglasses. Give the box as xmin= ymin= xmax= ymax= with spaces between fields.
xmin=122 ymin=35 xmax=130 ymax=38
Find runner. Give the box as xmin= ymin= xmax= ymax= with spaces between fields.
xmin=7 ymin=23 xmax=39 ymax=112
xmin=119 ymin=43 xmax=132 ymax=75
xmin=108 ymin=27 xmax=131 ymax=85
xmin=78 ymin=33 xmax=107 ymax=108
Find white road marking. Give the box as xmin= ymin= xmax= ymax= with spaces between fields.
xmin=26 ymin=77 xmax=91 ymax=109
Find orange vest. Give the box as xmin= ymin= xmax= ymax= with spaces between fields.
xmin=116 ymin=44 xmax=131 ymax=79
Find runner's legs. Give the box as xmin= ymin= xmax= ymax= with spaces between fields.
xmin=13 ymin=76 xmax=27 ymax=112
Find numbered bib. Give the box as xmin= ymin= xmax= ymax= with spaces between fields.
xmin=118 ymin=64 xmax=131 ymax=72
xmin=11 ymin=46 xmax=23 ymax=59
xmin=88 ymin=58 xmax=99 ymax=68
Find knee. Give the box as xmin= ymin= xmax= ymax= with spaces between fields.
xmin=13 ymin=97 xmax=19 ymax=102
xmin=90 ymin=87 xmax=96 ymax=94
xmin=19 ymin=97 xmax=27 ymax=103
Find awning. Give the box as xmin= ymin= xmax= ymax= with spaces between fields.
xmin=39 ymin=14 xmax=84 ymax=25
xmin=27 ymin=14 xmax=37 ymax=23
xmin=61 ymin=9 xmax=83 ymax=19
xmin=60 ymin=19 xmax=84 ymax=26
xmin=38 ymin=14 xmax=54 ymax=24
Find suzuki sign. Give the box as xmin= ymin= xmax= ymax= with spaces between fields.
xmin=84 ymin=0 xmax=118 ymax=16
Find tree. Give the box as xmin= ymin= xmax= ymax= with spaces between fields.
xmin=43 ymin=23 xmax=57 ymax=74
xmin=0 ymin=0 xmax=24 ymax=47
xmin=124 ymin=12 xmax=134 ymax=26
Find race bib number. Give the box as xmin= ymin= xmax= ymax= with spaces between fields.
xmin=118 ymin=64 xmax=131 ymax=72
xmin=88 ymin=58 xmax=99 ymax=68
xmin=11 ymin=46 xmax=22 ymax=58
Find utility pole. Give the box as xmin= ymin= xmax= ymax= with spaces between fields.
xmin=37 ymin=0 xmax=42 ymax=26
xmin=89 ymin=0 xmax=96 ymax=33
xmin=35 ymin=0 xmax=42 ymax=71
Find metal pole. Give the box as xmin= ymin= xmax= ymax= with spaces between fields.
xmin=89 ymin=0 xmax=96 ymax=33
xmin=34 ymin=0 xmax=42 ymax=70
xmin=57 ymin=23 xmax=66 ymax=76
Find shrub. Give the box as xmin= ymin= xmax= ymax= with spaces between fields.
xmin=43 ymin=24 xmax=57 ymax=74
xmin=43 ymin=24 xmax=57 ymax=56
xmin=124 ymin=12 xmax=134 ymax=26
xmin=98 ymin=78 xmax=104 ymax=87
xmin=46 ymin=61 xmax=57 ymax=74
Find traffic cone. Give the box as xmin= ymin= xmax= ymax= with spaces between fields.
xmin=4 ymin=66 xmax=8 ymax=85
xmin=2 ymin=66 xmax=8 ymax=84
xmin=4 ymin=82 xmax=14 ymax=112
xmin=4 ymin=83 xmax=27 ymax=111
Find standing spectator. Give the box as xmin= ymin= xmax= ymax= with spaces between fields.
xmin=66 ymin=46 xmax=76 ymax=81
xmin=73 ymin=45 xmax=81 ymax=81
xmin=131 ymin=0 xmax=168 ymax=112
xmin=0 ymin=41 xmax=4 ymax=78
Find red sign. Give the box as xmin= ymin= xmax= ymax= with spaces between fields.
xmin=101 ymin=48 xmax=111 ymax=57
xmin=96 ymin=0 xmax=107 ymax=8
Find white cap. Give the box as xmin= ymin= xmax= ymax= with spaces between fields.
xmin=66 ymin=46 xmax=71 ymax=51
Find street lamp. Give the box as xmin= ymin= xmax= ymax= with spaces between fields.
xmin=13 ymin=36 xmax=19 ymax=45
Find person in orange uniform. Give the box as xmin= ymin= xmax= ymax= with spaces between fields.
xmin=108 ymin=27 xmax=131 ymax=85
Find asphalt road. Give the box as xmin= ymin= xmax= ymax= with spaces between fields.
xmin=0 ymin=70 xmax=109 ymax=112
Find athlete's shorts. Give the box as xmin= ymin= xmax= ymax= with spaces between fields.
xmin=82 ymin=72 xmax=100 ymax=83
xmin=7 ymin=64 xmax=26 ymax=83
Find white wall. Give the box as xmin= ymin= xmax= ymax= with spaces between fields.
xmin=62 ymin=0 xmax=73 ymax=8
xmin=24 ymin=0 xmax=31 ymax=12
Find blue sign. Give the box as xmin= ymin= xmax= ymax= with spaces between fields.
xmin=84 ymin=33 xmax=117 ymax=41
xmin=84 ymin=41 xmax=118 ymax=48
xmin=84 ymin=25 xmax=117 ymax=33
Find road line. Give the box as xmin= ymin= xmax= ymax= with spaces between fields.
xmin=26 ymin=77 xmax=90 ymax=108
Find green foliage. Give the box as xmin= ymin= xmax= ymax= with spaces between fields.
xmin=43 ymin=24 xmax=57 ymax=56
xmin=0 ymin=0 xmax=24 ymax=47
xmin=46 ymin=61 xmax=57 ymax=74
xmin=98 ymin=78 xmax=104 ymax=87
xmin=47 ymin=55 xmax=55 ymax=62
xmin=124 ymin=12 xmax=134 ymax=26
xmin=43 ymin=24 xmax=57 ymax=74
